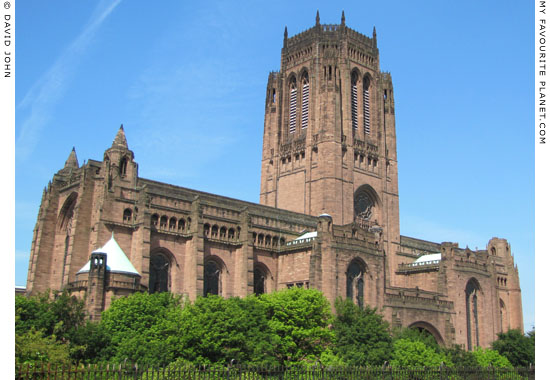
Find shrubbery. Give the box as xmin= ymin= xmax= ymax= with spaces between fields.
xmin=15 ymin=289 xmax=534 ymax=369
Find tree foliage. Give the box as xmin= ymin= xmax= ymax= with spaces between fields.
xmin=332 ymin=298 xmax=392 ymax=366
xmin=98 ymin=291 xmax=183 ymax=365
xmin=15 ymin=329 xmax=71 ymax=367
xmin=390 ymin=339 xmax=452 ymax=367
xmin=173 ymin=295 xmax=275 ymax=366
xmin=258 ymin=288 xmax=334 ymax=365
xmin=491 ymin=329 xmax=535 ymax=367
xmin=471 ymin=347 xmax=513 ymax=368
xmin=14 ymin=288 xmax=534 ymax=370
xmin=15 ymin=290 xmax=85 ymax=340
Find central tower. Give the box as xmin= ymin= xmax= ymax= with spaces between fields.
xmin=260 ymin=12 xmax=400 ymax=273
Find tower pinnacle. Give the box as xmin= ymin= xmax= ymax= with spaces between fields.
xmin=112 ymin=124 xmax=128 ymax=150
xmin=63 ymin=147 xmax=79 ymax=169
xmin=341 ymin=10 xmax=345 ymax=26
xmin=316 ymin=10 xmax=320 ymax=26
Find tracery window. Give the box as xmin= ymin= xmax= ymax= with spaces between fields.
xmin=354 ymin=188 xmax=375 ymax=224
xmin=346 ymin=260 xmax=365 ymax=308
xmin=204 ymin=259 xmax=222 ymax=296
xmin=149 ymin=253 xmax=170 ymax=293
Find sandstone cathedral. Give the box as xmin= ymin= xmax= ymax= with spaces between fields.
xmin=25 ymin=13 xmax=523 ymax=350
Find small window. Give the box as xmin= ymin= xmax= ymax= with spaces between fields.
xmin=178 ymin=218 xmax=185 ymax=232
xmin=123 ymin=208 xmax=132 ymax=223
xmin=160 ymin=216 xmax=167 ymax=229
xmin=120 ymin=157 xmax=128 ymax=176
xmin=169 ymin=217 xmax=177 ymax=231
xmin=151 ymin=214 xmax=159 ymax=228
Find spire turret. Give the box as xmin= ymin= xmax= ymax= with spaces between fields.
xmin=341 ymin=10 xmax=345 ymax=26
xmin=316 ymin=10 xmax=320 ymax=26
xmin=63 ymin=147 xmax=79 ymax=169
xmin=373 ymin=26 xmax=377 ymax=47
xmin=284 ymin=26 xmax=288 ymax=48
xmin=112 ymin=124 xmax=128 ymax=150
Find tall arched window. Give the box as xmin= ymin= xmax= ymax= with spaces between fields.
xmin=346 ymin=260 xmax=366 ymax=308
xmin=500 ymin=299 xmax=508 ymax=332
xmin=58 ymin=193 xmax=77 ymax=287
xmin=254 ymin=267 xmax=266 ymax=295
xmin=301 ymin=72 xmax=309 ymax=129
xmin=119 ymin=157 xmax=128 ymax=176
xmin=465 ymin=278 xmax=481 ymax=350
xmin=204 ymin=259 xmax=222 ymax=296
xmin=363 ymin=76 xmax=371 ymax=135
xmin=149 ymin=253 xmax=170 ymax=293
xmin=351 ymin=71 xmax=359 ymax=131
xmin=289 ymin=76 xmax=297 ymax=134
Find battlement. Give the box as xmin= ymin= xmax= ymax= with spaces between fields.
xmin=285 ymin=19 xmax=375 ymax=52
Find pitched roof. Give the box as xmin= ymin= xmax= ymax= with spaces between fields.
xmin=77 ymin=234 xmax=140 ymax=276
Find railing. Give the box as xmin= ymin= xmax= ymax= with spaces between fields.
xmin=397 ymin=260 xmax=440 ymax=274
xmin=15 ymin=363 xmax=535 ymax=380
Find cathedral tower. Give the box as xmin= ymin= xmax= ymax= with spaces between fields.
xmin=260 ymin=13 xmax=401 ymax=280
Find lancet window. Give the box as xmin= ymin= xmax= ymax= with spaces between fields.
xmin=351 ymin=71 xmax=359 ymax=131
xmin=465 ymin=278 xmax=481 ymax=350
xmin=301 ymin=72 xmax=309 ymax=129
xmin=346 ymin=260 xmax=366 ymax=308
xmin=363 ymin=76 xmax=371 ymax=135
xmin=289 ymin=76 xmax=297 ymax=134
xmin=149 ymin=253 xmax=170 ymax=293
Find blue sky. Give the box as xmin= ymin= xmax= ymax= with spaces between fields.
xmin=14 ymin=1 xmax=534 ymax=331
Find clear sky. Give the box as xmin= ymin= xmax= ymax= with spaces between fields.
xmin=14 ymin=1 xmax=534 ymax=332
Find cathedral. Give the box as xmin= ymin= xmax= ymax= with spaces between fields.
xmin=25 ymin=13 xmax=523 ymax=350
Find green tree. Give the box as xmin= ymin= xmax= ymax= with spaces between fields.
xmin=392 ymin=327 xmax=440 ymax=352
xmin=15 ymin=290 xmax=85 ymax=340
xmin=472 ymin=347 xmax=513 ymax=368
xmin=390 ymin=339 xmax=452 ymax=367
xmin=332 ymin=298 xmax=392 ymax=366
xmin=67 ymin=321 xmax=111 ymax=364
xmin=15 ymin=329 xmax=71 ymax=367
xmin=174 ymin=295 xmax=276 ymax=366
xmin=99 ymin=292 xmax=183 ymax=365
xmin=258 ymin=288 xmax=334 ymax=365
xmin=491 ymin=329 xmax=535 ymax=367
xmin=442 ymin=344 xmax=480 ymax=368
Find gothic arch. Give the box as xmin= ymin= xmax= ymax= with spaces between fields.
xmin=57 ymin=192 xmax=78 ymax=231
xmin=346 ymin=258 xmax=368 ymax=307
xmin=300 ymin=69 xmax=310 ymax=129
xmin=149 ymin=248 xmax=175 ymax=293
xmin=362 ymin=73 xmax=372 ymax=135
xmin=119 ymin=156 xmax=128 ymax=176
xmin=500 ymin=298 xmax=509 ymax=332
xmin=253 ymin=262 xmax=273 ymax=295
xmin=353 ymin=184 xmax=381 ymax=226
xmin=287 ymin=74 xmax=298 ymax=134
xmin=204 ymin=255 xmax=227 ymax=296
xmin=408 ymin=321 xmax=445 ymax=346
xmin=465 ymin=277 xmax=482 ymax=350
